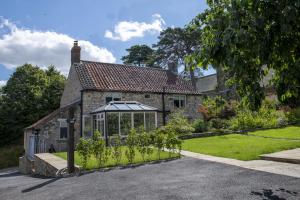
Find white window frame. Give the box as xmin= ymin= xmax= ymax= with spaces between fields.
xmin=173 ymin=95 xmax=186 ymax=109
xmin=82 ymin=115 xmax=93 ymax=138
xmin=58 ymin=118 xmax=68 ymax=140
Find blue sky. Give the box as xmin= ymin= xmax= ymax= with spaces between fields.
xmin=0 ymin=0 xmax=209 ymax=86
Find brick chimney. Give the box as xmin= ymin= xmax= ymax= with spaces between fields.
xmin=168 ymin=62 xmax=178 ymax=75
xmin=71 ymin=41 xmax=81 ymax=65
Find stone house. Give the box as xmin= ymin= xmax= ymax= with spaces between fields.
xmin=23 ymin=41 xmax=205 ymax=158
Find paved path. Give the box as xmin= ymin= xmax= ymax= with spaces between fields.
xmin=0 ymin=157 xmax=299 ymax=200
xmin=260 ymin=148 xmax=300 ymax=164
xmin=181 ymin=150 xmax=300 ymax=178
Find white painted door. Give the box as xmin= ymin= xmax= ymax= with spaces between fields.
xmin=29 ymin=136 xmax=35 ymax=158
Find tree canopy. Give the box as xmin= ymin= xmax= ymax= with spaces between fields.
xmin=121 ymin=45 xmax=157 ymax=67
xmin=189 ymin=0 xmax=300 ymax=110
xmin=0 ymin=64 xmax=66 ymax=146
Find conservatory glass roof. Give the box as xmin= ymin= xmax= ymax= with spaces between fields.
xmin=91 ymin=101 xmax=158 ymax=114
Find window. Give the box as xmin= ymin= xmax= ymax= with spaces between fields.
xmin=83 ymin=115 xmax=92 ymax=138
xmin=145 ymin=112 xmax=156 ymax=132
xmin=58 ymin=119 xmax=68 ymax=140
xmin=173 ymin=95 xmax=186 ymax=108
xmin=144 ymin=94 xmax=151 ymax=99
xmin=107 ymin=113 xmax=119 ymax=137
xmin=106 ymin=95 xmax=121 ymax=103
xmin=93 ymin=114 xmax=105 ymax=137
xmin=134 ymin=113 xmax=144 ymax=131
xmin=120 ymin=113 xmax=131 ymax=136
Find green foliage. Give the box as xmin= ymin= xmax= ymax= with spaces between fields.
xmin=229 ymin=101 xmax=288 ymax=130
xmin=136 ymin=129 xmax=150 ymax=162
xmin=202 ymin=96 xmax=227 ymax=120
xmin=121 ymin=44 xmax=157 ymax=67
xmin=0 ymin=144 xmax=23 ymax=169
xmin=153 ymin=129 xmax=165 ymax=160
xmin=165 ymin=110 xmax=194 ymax=135
xmin=112 ymin=135 xmax=122 ymax=165
xmin=209 ymin=118 xmax=229 ymax=130
xmin=287 ymin=107 xmax=300 ymax=124
xmin=125 ymin=129 xmax=137 ymax=164
xmin=192 ymin=119 xmax=209 ymax=133
xmin=0 ymin=64 xmax=65 ymax=146
xmin=76 ymin=138 xmax=92 ymax=169
xmin=189 ymin=0 xmax=300 ymax=109
xmin=91 ymin=131 xmax=110 ymax=168
xmin=165 ymin=132 xmax=182 ymax=158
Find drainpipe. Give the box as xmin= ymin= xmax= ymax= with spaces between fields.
xmin=162 ymin=87 xmax=166 ymax=125
xmin=80 ymin=90 xmax=83 ymax=137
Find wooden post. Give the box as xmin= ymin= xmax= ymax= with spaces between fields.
xmin=67 ymin=107 xmax=75 ymax=174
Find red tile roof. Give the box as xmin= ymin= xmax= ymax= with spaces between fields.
xmin=75 ymin=61 xmax=200 ymax=95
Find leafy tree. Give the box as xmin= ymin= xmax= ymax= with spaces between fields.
xmin=121 ymin=45 xmax=157 ymax=67
xmin=153 ymin=129 xmax=165 ymax=160
xmin=125 ymin=128 xmax=137 ymax=164
xmin=136 ymin=128 xmax=149 ymax=162
xmin=112 ymin=135 xmax=122 ymax=165
xmin=92 ymin=131 xmax=110 ymax=168
xmin=189 ymin=0 xmax=300 ymax=109
xmin=77 ymin=138 xmax=92 ymax=169
xmin=153 ymin=27 xmax=201 ymax=87
xmin=0 ymin=64 xmax=65 ymax=146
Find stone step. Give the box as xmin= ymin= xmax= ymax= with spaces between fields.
xmin=34 ymin=153 xmax=79 ymax=177
xmin=259 ymin=148 xmax=300 ymax=165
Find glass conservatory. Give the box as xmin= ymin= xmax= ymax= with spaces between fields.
xmin=91 ymin=101 xmax=158 ymax=142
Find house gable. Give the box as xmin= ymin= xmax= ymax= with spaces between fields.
xmin=60 ymin=64 xmax=83 ymax=107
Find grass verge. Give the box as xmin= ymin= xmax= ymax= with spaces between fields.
xmin=182 ymin=126 xmax=300 ymax=161
xmin=54 ymin=147 xmax=178 ymax=170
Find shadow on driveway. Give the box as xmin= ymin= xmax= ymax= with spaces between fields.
xmin=22 ymin=178 xmax=60 ymax=193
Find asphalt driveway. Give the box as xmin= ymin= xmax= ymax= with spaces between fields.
xmin=0 ymin=157 xmax=299 ymax=200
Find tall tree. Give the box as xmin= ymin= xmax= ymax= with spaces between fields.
xmin=0 ymin=64 xmax=66 ymax=146
xmin=121 ymin=45 xmax=157 ymax=67
xmin=189 ymin=0 xmax=300 ymax=110
xmin=153 ymin=27 xmax=201 ymax=87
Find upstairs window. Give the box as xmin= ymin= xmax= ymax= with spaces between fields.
xmin=173 ymin=95 xmax=186 ymax=108
xmin=106 ymin=95 xmax=121 ymax=103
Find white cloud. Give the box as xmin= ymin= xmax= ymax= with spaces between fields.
xmin=105 ymin=14 xmax=165 ymax=42
xmin=0 ymin=17 xmax=116 ymax=75
xmin=0 ymin=80 xmax=7 ymax=87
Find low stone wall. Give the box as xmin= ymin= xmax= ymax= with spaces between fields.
xmin=179 ymin=131 xmax=233 ymax=140
xmin=19 ymin=156 xmax=34 ymax=174
xmin=34 ymin=154 xmax=60 ymax=177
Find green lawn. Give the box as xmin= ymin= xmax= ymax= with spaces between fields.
xmin=182 ymin=126 xmax=300 ymax=161
xmin=0 ymin=144 xmax=24 ymax=169
xmin=250 ymin=126 xmax=300 ymax=139
xmin=54 ymin=147 xmax=178 ymax=170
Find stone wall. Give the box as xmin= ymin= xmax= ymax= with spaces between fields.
xmin=60 ymin=64 xmax=82 ymax=107
xmin=82 ymin=91 xmax=203 ymax=126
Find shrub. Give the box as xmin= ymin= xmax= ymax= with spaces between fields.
xmin=287 ymin=107 xmax=300 ymax=124
xmin=192 ymin=119 xmax=209 ymax=132
xmin=91 ymin=131 xmax=109 ymax=168
xmin=153 ymin=129 xmax=165 ymax=159
xmin=125 ymin=128 xmax=137 ymax=164
xmin=166 ymin=110 xmax=194 ymax=135
xmin=137 ymin=129 xmax=150 ymax=162
xmin=76 ymin=138 xmax=92 ymax=169
xmin=112 ymin=135 xmax=122 ymax=165
xmin=209 ymin=118 xmax=229 ymax=129
xmin=165 ymin=132 xmax=182 ymax=158
xmin=229 ymin=102 xmax=288 ymax=130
